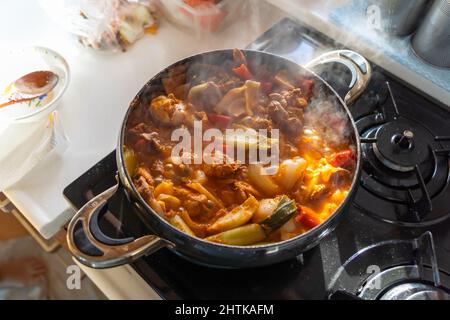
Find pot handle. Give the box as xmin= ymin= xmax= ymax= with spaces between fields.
xmin=66 ymin=182 xmax=171 ymax=269
xmin=305 ymin=50 xmax=372 ymax=105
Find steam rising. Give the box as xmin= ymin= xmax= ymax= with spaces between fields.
xmin=304 ymin=92 xmax=352 ymax=147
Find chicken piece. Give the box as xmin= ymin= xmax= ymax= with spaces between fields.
xmin=173 ymin=187 xmax=210 ymax=217
xmin=186 ymin=182 xmax=224 ymax=210
xmin=267 ymin=90 xmax=304 ymax=137
xmin=126 ymin=122 xmax=149 ymax=145
xmin=185 ymin=191 xmax=209 ymax=205
xmin=147 ymin=159 xmax=164 ymax=184
xmin=184 ymin=196 xmax=208 ymax=217
xmin=149 ymin=94 xmax=189 ymax=126
xmin=135 ymin=176 xmax=153 ymax=200
xmin=268 ymin=93 xmax=288 ymax=107
xmin=202 ymin=161 xmax=241 ymax=179
xmin=282 ymin=88 xmax=308 ymax=109
xmin=201 ymin=150 xmax=242 ymax=179
xmin=232 ymin=181 xmax=262 ymax=198
xmin=134 ymin=175 xmax=164 ymax=216
xmin=268 ymin=100 xmax=289 ymax=124
xmin=135 ymin=167 xmax=154 ymax=187
xmin=138 ymin=132 xmax=164 ymax=155
xmin=269 ymin=89 xmax=307 ymax=111
xmin=239 ymin=116 xmax=273 ymax=130
xmin=221 ymin=190 xmax=238 ymax=207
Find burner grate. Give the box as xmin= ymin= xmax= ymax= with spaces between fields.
xmin=350 ymin=80 xmax=450 ymax=226
xmin=328 ymin=232 xmax=450 ymax=300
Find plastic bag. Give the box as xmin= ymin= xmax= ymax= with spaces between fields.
xmin=38 ymin=0 xmax=158 ymax=52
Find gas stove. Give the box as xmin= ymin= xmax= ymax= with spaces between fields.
xmin=63 ymin=18 xmax=450 ymax=300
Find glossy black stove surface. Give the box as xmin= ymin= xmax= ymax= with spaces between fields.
xmin=63 ymin=18 xmax=450 ymax=300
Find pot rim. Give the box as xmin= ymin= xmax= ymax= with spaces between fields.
xmin=117 ymin=48 xmax=362 ymax=251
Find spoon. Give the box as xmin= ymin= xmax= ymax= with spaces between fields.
xmin=0 ymin=70 xmax=59 ymax=109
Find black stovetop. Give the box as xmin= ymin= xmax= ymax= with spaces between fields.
xmin=63 ymin=18 xmax=450 ymax=300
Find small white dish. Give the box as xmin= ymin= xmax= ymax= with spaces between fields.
xmin=0 ymin=46 xmax=70 ymax=123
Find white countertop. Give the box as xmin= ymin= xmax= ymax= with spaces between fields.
xmin=0 ymin=0 xmax=284 ymax=239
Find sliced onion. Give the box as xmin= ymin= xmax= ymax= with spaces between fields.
xmin=252 ymin=198 xmax=279 ymax=223
xmin=275 ymin=157 xmax=307 ymax=190
xmin=248 ymin=164 xmax=281 ymax=196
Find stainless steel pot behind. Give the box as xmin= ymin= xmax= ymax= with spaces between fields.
xmin=67 ymin=49 xmax=371 ymax=269
xmin=412 ymin=0 xmax=450 ymax=68
xmin=365 ymin=0 xmax=430 ymax=36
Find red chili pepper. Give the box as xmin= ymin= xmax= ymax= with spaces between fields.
xmin=233 ymin=64 xmax=253 ymax=80
xmin=328 ymin=149 xmax=355 ymax=168
xmin=208 ymin=113 xmax=231 ymax=129
xmin=295 ymin=205 xmax=322 ymax=229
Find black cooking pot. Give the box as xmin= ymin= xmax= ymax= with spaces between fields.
xmin=67 ymin=49 xmax=371 ymax=269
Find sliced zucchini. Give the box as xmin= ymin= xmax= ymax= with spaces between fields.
xmin=259 ymin=196 xmax=298 ymax=233
xmin=205 ymin=224 xmax=266 ymax=246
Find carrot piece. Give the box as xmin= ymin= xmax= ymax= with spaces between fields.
xmin=295 ymin=205 xmax=323 ymax=229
